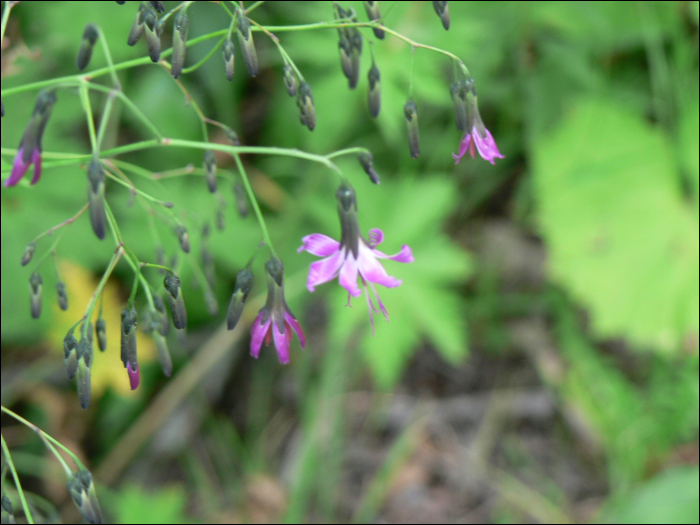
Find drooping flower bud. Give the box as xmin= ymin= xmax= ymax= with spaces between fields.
xmin=202 ymin=246 xmax=216 ymax=288
xmin=95 ymin=316 xmax=107 ymax=352
xmin=6 ymin=90 xmax=57 ymax=187
xmin=404 ymin=99 xmax=420 ymax=158
xmin=76 ymin=24 xmax=99 ymax=71
xmin=297 ymin=82 xmax=316 ymax=131
xmin=153 ymin=331 xmax=172 ymax=377
xmin=203 ymin=149 xmax=217 ymax=193
xmin=143 ymin=5 xmax=161 ymax=63
xmin=56 ymin=281 xmax=69 ymax=311
xmin=67 ymin=470 xmax=102 ymax=524
xmin=349 ymin=25 xmax=363 ymax=90
xmin=432 ymin=1 xmax=450 ymax=30
xmin=224 ymin=126 xmax=241 ymax=145
xmin=164 ymin=274 xmax=187 ymax=330
xmin=236 ymin=11 xmax=258 ymax=77
xmin=227 ymin=267 xmax=254 ymax=330
xmin=76 ymin=325 xmax=93 ymax=409
xmin=152 ymin=294 xmax=170 ymax=336
xmin=216 ymin=207 xmax=225 ymax=231
xmin=363 ymin=1 xmax=385 ymax=39
xmin=174 ymin=225 xmax=190 ymax=253
xmin=367 ymin=60 xmax=381 ymax=118
xmin=127 ymin=2 xmax=147 ymax=46
xmin=283 ymin=64 xmax=297 ymax=97
xmin=171 ymin=10 xmax=189 ymax=79
xmin=450 ymin=80 xmax=468 ymax=133
xmin=64 ymin=328 xmax=79 ymax=379
xmin=1 ymin=493 xmax=14 ymax=524
xmin=150 ymin=0 xmax=164 ymax=13
xmin=21 ymin=241 xmax=36 ymax=266
xmin=358 ymin=152 xmax=380 ymax=184
xmin=29 ymin=272 xmax=43 ymax=319
xmin=223 ymin=37 xmax=235 ymax=81
xmin=120 ymin=307 xmax=139 ymax=390
xmin=233 ymin=182 xmax=248 ymax=218
xmin=338 ymin=34 xmax=353 ymax=82
xmin=87 ymin=156 xmax=106 ymax=241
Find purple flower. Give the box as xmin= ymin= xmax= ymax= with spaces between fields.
xmin=5 ymin=90 xmax=57 ymax=187
xmin=250 ymin=257 xmax=305 ymax=364
xmin=298 ymin=182 xmax=413 ymax=333
xmin=452 ymin=84 xmax=503 ymax=165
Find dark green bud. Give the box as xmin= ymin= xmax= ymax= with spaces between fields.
xmin=432 ymin=1 xmax=450 ymax=30
xmin=153 ymin=332 xmax=172 ymax=377
xmin=127 ymin=2 xmax=146 ymax=46
xmin=164 ymin=274 xmax=187 ymax=330
xmin=297 ymin=82 xmax=316 ymax=131
xmin=153 ymin=294 xmax=170 ymax=336
xmin=143 ymin=6 xmax=161 ymax=63
xmin=336 ymin=181 xmax=360 ymax=258
xmin=174 ymin=225 xmax=190 ymax=253
xmin=227 ymin=267 xmax=253 ymax=330
xmin=76 ymin=331 xmax=92 ymax=410
xmin=150 ymin=0 xmax=164 ymax=13
xmin=224 ymin=126 xmax=241 ymax=145
xmin=171 ymin=11 xmax=189 ymax=79
xmin=64 ymin=328 xmax=79 ymax=379
xmin=450 ymin=80 xmax=468 ymax=133
xmin=120 ymin=306 xmax=138 ymax=372
xmin=29 ymin=272 xmax=42 ymax=319
xmin=367 ymin=61 xmax=381 ymax=118
xmin=236 ymin=12 xmax=258 ymax=77
xmin=56 ymin=281 xmax=69 ymax=310
xmin=404 ymin=99 xmax=420 ymax=159
xmin=223 ymin=37 xmax=235 ymax=81
xmin=349 ymin=27 xmax=363 ymax=89
xmin=363 ymin=1 xmax=385 ymax=39
xmin=283 ymin=64 xmax=297 ymax=97
xmin=203 ymin=149 xmax=217 ymax=193
xmin=265 ymin=257 xmax=284 ymax=288
xmin=87 ymin=156 xmax=106 ymax=240
xmin=21 ymin=241 xmax=36 ymax=266
xmin=358 ymin=152 xmax=380 ymax=184
xmin=76 ymin=24 xmax=99 ymax=71
xmin=1 ymin=493 xmax=14 ymax=524
xmin=234 ymin=182 xmax=248 ymax=218
xmin=96 ymin=316 xmax=107 ymax=352
xmin=216 ymin=208 xmax=225 ymax=231
xmin=67 ymin=470 xmax=102 ymax=524
xmin=338 ymin=35 xmax=353 ymax=81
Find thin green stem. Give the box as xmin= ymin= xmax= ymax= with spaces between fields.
xmin=95 ymin=93 xmax=115 ymax=153
xmin=81 ymin=247 xmax=123 ymax=339
xmin=0 ymin=1 xmax=13 ymax=54
xmin=1 ymin=434 xmax=33 ymax=524
xmin=181 ymin=34 xmax=227 ymax=75
xmin=86 ymin=82 xmax=162 ymax=140
xmin=37 ymin=435 xmax=72 ymax=477
xmin=245 ymin=1 xmax=265 ymax=14
xmin=325 ymin=147 xmax=369 ymax=160
xmin=79 ymin=82 xmax=97 ymax=154
xmin=232 ymin=152 xmax=276 ymax=256
xmin=96 ymin=26 xmax=121 ymax=89
xmin=31 ymin=204 xmax=89 ymax=269
xmin=103 ymin=169 xmax=174 ymax=209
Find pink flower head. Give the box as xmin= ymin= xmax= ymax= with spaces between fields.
xmin=4 ymin=89 xmax=56 ymax=187
xmin=298 ymin=182 xmax=413 ymax=333
xmin=452 ymin=84 xmax=503 ymax=165
xmin=250 ymin=257 xmax=305 ymax=364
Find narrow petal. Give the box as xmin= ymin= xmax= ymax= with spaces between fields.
xmin=338 ymin=252 xmax=362 ymax=297
xmin=285 ymin=310 xmax=306 ymax=349
xmin=250 ymin=311 xmax=271 ymax=358
xmin=367 ymin=228 xmax=384 ymax=248
xmin=5 ymin=147 xmax=30 ymax=187
xmin=30 ymin=149 xmax=42 ymax=185
xmin=357 ymin=243 xmax=401 ymax=288
xmin=373 ymin=244 xmax=414 ymax=263
xmin=473 ymin=126 xmax=504 ymax=165
xmin=272 ymin=320 xmax=290 ymax=364
xmin=368 ymin=281 xmax=389 ymax=321
xmin=299 ymin=233 xmax=340 ymax=256
xmin=451 ymin=133 xmax=471 ymax=165
xmin=307 ymin=250 xmax=345 ymax=292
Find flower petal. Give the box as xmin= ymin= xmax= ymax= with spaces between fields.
xmin=367 ymin=228 xmax=384 ymax=247
xmin=472 ymin=126 xmax=504 ymax=165
xmin=307 ymin=250 xmax=345 ymax=292
xmin=298 ymin=233 xmax=340 ymax=256
xmin=250 ymin=311 xmax=271 ymax=359
xmin=373 ymin=244 xmax=414 ymax=263
xmin=30 ymin=149 xmax=42 ymax=185
xmin=357 ymin=243 xmax=401 ymax=288
xmin=285 ymin=309 xmax=306 ymax=349
xmin=272 ymin=319 xmax=290 ymax=364
xmin=5 ymin=147 xmax=30 ymax=187
xmin=452 ymin=133 xmax=471 ymax=165
xmin=339 ymin=252 xmax=362 ymax=297
xmin=127 ymin=361 xmax=140 ymax=390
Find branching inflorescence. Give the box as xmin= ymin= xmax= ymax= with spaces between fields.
xmin=2 ymin=1 xmax=503 ymax=401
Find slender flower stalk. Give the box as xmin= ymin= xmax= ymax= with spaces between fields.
xmin=250 ymin=257 xmax=305 ymax=364
xmin=298 ymin=181 xmax=413 ymax=333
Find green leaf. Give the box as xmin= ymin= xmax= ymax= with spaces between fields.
xmin=533 ymin=99 xmax=699 ymax=352
xmin=107 ymin=484 xmax=189 ymax=524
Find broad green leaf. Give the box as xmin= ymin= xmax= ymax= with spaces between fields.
xmin=533 ymin=99 xmax=699 ymax=352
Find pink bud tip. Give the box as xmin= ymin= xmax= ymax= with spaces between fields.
xmin=127 ymin=361 xmax=140 ymax=390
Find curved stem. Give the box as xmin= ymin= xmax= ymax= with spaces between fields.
xmin=0 ymin=434 xmax=34 ymax=524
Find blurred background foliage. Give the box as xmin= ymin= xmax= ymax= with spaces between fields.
xmin=1 ymin=1 xmax=698 ymax=523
